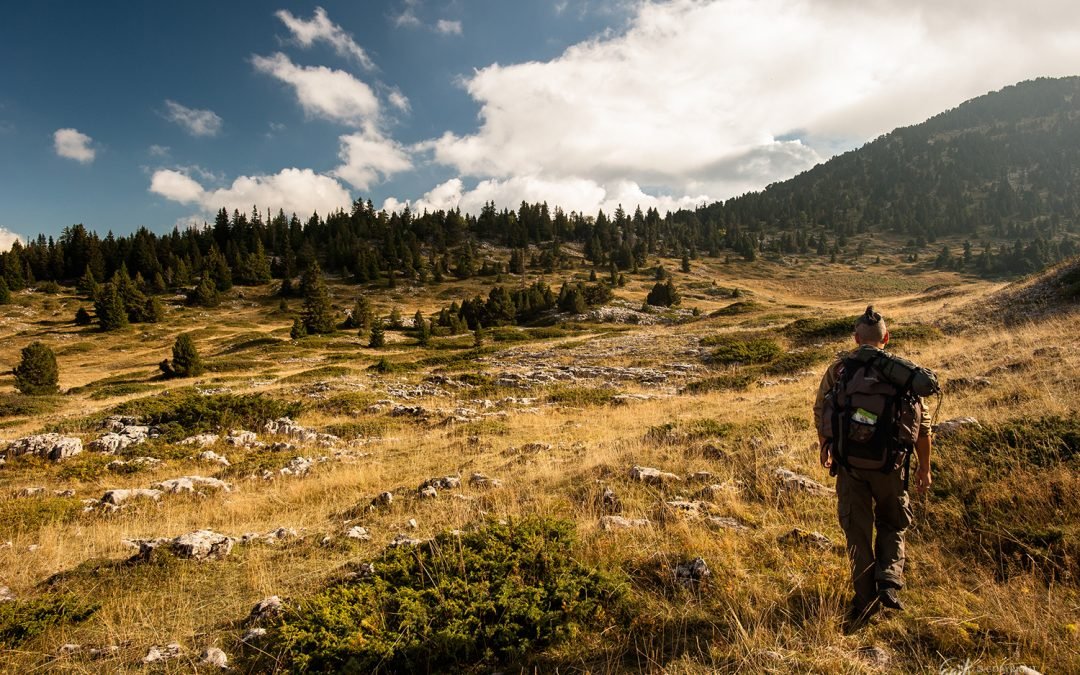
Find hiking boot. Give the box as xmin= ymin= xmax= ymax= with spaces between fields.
xmin=877 ymin=586 xmax=904 ymax=611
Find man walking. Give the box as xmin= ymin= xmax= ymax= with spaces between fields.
xmin=813 ymin=306 xmax=933 ymax=630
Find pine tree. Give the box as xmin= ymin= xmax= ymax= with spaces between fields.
xmin=301 ymin=262 xmax=336 ymax=334
xmin=74 ymin=307 xmax=92 ymax=326
xmin=473 ymin=321 xmax=485 ymax=348
xmin=167 ymin=333 xmax=204 ymax=377
xmin=389 ymin=306 xmax=403 ymax=329
xmin=144 ymin=296 xmax=164 ymax=323
xmin=95 ymin=283 xmax=128 ymax=331
xmin=417 ymin=318 xmax=431 ymax=347
xmin=77 ymin=265 xmax=99 ymax=298
xmin=413 ymin=309 xmax=425 ymax=330
xmin=187 ymin=275 xmax=220 ymax=308
xmin=368 ymin=317 xmax=386 ymax=348
xmin=0 ymin=278 xmax=10 ymax=305
xmin=14 ymin=342 xmax=59 ymax=395
xmin=291 ymin=317 xmax=307 ymax=340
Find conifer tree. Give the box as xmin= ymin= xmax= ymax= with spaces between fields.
xmin=74 ymin=307 xmax=92 ymax=326
xmin=301 ymin=261 xmax=336 ymax=334
xmin=77 ymin=265 xmax=99 ymax=298
xmin=290 ymin=317 xmax=307 ymax=340
xmin=0 ymin=278 xmax=9 ymax=305
xmin=14 ymin=342 xmax=59 ymax=395
xmin=473 ymin=321 xmax=485 ymax=348
xmin=389 ymin=306 xmax=402 ymax=329
xmin=187 ymin=275 xmax=220 ymax=307
xmin=95 ymin=283 xmax=128 ymax=330
xmin=417 ymin=318 xmax=431 ymax=347
xmin=144 ymin=296 xmax=164 ymax=323
xmin=164 ymin=333 xmax=204 ymax=377
xmin=413 ymin=309 xmax=425 ymax=330
xmin=368 ymin=317 xmax=386 ymax=348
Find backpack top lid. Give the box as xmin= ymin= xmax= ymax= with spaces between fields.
xmin=846 ymin=345 xmax=940 ymax=397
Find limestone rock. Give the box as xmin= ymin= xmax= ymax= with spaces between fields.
xmin=468 ymin=472 xmax=503 ymax=489
xmin=418 ymin=485 xmax=438 ymax=499
xmin=152 ymin=475 xmax=232 ymax=494
xmin=599 ymin=515 xmax=651 ymax=530
xmin=779 ymin=528 xmax=832 ymax=549
xmin=180 ymin=433 xmax=220 ymax=447
xmin=16 ymin=487 xmax=46 ymax=497
xmin=422 ymin=475 xmax=461 ymax=490
xmin=200 ymin=647 xmax=228 ymax=669
xmin=773 ymin=468 xmax=833 ymax=496
xmin=171 ymin=530 xmax=235 ymax=560
xmin=6 ymin=434 xmax=83 ymax=461
xmin=105 ymin=456 xmax=161 ymax=472
xmin=346 ymin=526 xmax=371 ymax=541
xmin=242 ymin=627 xmax=267 ymax=643
xmin=88 ymin=645 xmax=119 ymax=659
xmin=933 ymin=417 xmax=981 ymax=438
xmin=90 ymin=424 xmax=150 ymax=453
xmin=197 ymin=450 xmax=230 ymax=466
xmin=388 ymin=533 xmax=423 ymax=548
xmin=686 ymin=471 xmax=714 ymax=483
xmin=248 ymin=596 xmax=283 ymax=623
xmin=279 ymin=456 xmax=315 ymax=476
xmin=263 ymin=417 xmax=340 ymax=447
xmin=101 ymin=488 xmax=163 ymax=506
xmin=0 ymin=587 xmax=14 ymax=602
xmin=666 ymin=500 xmax=710 ymax=516
xmin=371 ymin=491 xmax=394 ymax=508
xmin=142 ymin=643 xmax=183 ymax=664
xmin=630 ymin=465 xmax=681 ymax=485
xmin=225 ymin=430 xmax=258 ymax=447
xmin=674 ymin=557 xmax=711 ymax=585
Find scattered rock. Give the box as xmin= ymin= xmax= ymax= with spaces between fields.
xmin=142 ymin=643 xmax=183 ymax=664
xmin=88 ymin=645 xmax=119 ymax=659
xmin=0 ymin=586 xmax=18 ymax=602
xmin=406 ymin=518 xmax=418 ymax=529
xmin=6 ymin=434 xmax=82 ymax=461
xmin=242 ymin=627 xmax=267 ymax=643
xmin=630 ymin=465 xmax=681 ymax=485
xmin=371 ymin=491 xmax=394 ymax=508
xmin=779 ymin=528 xmax=832 ymax=549
xmin=468 ymin=472 xmax=503 ymax=489
xmin=855 ymin=645 xmax=890 ymax=669
xmin=418 ymin=485 xmax=438 ymax=499
xmin=601 ymin=487 xmax=621 ymax=513
xmin=54 ymin=489 xmax=75 ymax=497
xmin=101 ymin=488 xmax=163 ymax=506
xmin=105 ymin=456 xmax=161 ymax=472
xmin=90 ymin=424 xmax=151 ymax=453
xmin=665 ymin=500 xmax=710 ymax=516
xmin=686 ymin=471 xmax=714 ymax=483
xmin=346 ymin=526 xmax=371 ymax=541
xmin=15 ymin=487 xmax=46 ymax=498
xmin=263 ymin=417 xmax=340 ymax=446
xmin=390 ymin=404 xmax=430 ymax=419
xmin=279 ymin=456 xmax=315 ymax=476
xmin=197 ymin=450 xmax=230 ymax=466
xmin=248 ymin=596 xmax=283 ymax=624
xmin=933 ymin=417 xmax=981 ymax=438
xmin=599 ymin=515 xmax=651 ymax=530
xmin=422 ymin=475 xmax=461 ymax=490
xmin=773 ymin=468 xmax=833 ymax=496
xmin=241 ymin=528 xmax=298 ymax=545
xmin=226 ymin=430 xmax=258 ymax=447
xmin=200 ymin=647 xmax=228 ymax=669
xmin=152 ymin=475 xmax=232 ymax=494
xmin=705 ymin=516 xmax=750 ymax=531
xmin=180 ymin=433 xmax=220 ymax=447
xmin=388 ymin=533 xmax=423 ymax=548
xmin=674 ymin=557 xmax=710 ymax=585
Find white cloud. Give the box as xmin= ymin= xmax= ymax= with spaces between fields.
xmin=384 ymin=175 xmax=708 ymax=217
xmin=150 ymin=167 xmax=352 ymax=218
xmin=0 ymin=226 xmax=23 ymax=251
xmin=53 ymin=128 xmax=95 ymax=163
xmin=424 ymin=0 xmax=1080 ymax=205
xmin=163 ymin=100 xmax=223 ymax=137
xmin=275 ymin=6 xmax=375 ymax=70
xmin=332 ymin=131 xmax=413 ymax=190
xmin=387 ymin=87 xmax=411 ymax=113
xmin=252 ymin=52 xmax=380 ymax=128
xmin=436 ymin=19 xmax=462 ymax=35
xmin=148 ymin=144 xmax=171 ymax=157
xmin=393 ymin=0 xmax=422 ymax=28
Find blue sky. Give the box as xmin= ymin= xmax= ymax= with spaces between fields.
xmin=2 ymin=0 xmax=1078 ymax=245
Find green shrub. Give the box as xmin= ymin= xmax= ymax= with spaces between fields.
xmin=702 ymin=334 xmax=782 ymax=365
xmin=784 ymin=316 xmax=859 ymax=342
xmin=888 ymin=323 xmax=944 ymax=349
xmin=0 ymin=393 xmax=62 ymax=419
xmin=709 ymin=300 xmax=761 ymax=316
xmin=368 ymin=357 xmax=401 ymax=374
xmin=260 ymin=518 xmax=625 ymax=672
xmin=681 ymin=373 xmax=753 ymax=394
xmin=112 ymin=391 xmax=300 ymax=439
xmin=0 ymin=593 xmax=99 ymax=647
xmin=14 ymin=342 xmax=60 ymax=395
xmin=942 ymin=416 xmax=1080 ymax=469
xmin=762 ymin=349 xmax=830 ymax=376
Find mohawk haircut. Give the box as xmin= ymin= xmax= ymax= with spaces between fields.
xmin=854 ymin=305 xmax=887 ymax=343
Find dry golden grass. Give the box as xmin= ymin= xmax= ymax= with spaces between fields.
xmin=0 ymin=255 xmax=1077 ymax=672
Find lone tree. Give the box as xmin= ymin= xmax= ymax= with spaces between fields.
xmin=417 ymin=318 xmax=432 ymax=347
xmin=74 ymin=307 xmax=92 ymax=326
xmin=94 ymin=283 xmax=128 ymax=331
xmin=160 ymin=333 xmax=204 ymax=378
xmin=369 ymin=317 xmax=386 ymax=348
xmin=646 ymin=279 xmax=681 ymax=307
xmin=301 ymin=262 xmax=336 ymax=334
xmin=14 ymin=342 xmax=59 ymax=395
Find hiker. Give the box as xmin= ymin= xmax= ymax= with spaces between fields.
xmin=812 ymin=306 xmax=936 ymax=629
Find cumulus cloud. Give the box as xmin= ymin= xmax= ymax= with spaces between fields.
xmin=387 ymin=87 xmax=411 ymax=113
xmin=53 ymin=128 xmax=95 ymax=163
xmin=150 ymin=167 xmax=353 ymax=218
xmin=252 ymin=52 xmax=380 ymax=128
xmin=0 ymin=226 xmax=23 ymax=251
xmin=384 ymin=175 xmax=708 ymax=217
xmin=435 ymin=19 xmax=462 ymax=35
xmin=163 ymin=100 xmax=223 ymax=137
xmin=424 ymin=0 xmax=1080 ymax=205
xmin=275 ymin=6 xmax=375 ymax=70
xmin=332 ymin=131 xmax=413 ymax=190
xmin=393 ymin=0 xmax=422 ymax=28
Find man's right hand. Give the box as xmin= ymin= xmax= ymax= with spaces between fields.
xmin=914 ymin=467 xmax=932 ymax=494
xmin=819 ymin=440 xmax=832 ymax=469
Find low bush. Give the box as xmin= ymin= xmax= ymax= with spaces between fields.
xmin=784 ymin=316 xmax=859 ymax=342
xmin=761 ymin=348 xmax=831 ymax=376
xmin=0 ymin=393 xmax=63 ymax=419
xmin=259 ymin=518 xmax=626 ymax=672
xmin=888 ymin=322 xmax=944 ymax=348
xmin=0 ymin=593 xmax=99 ymax=648
xmin=113 ymin=391 xmax=300 ymax=440
xmin=709 ymin=300 xmax=762 ymax=316
xmin=702 ymin=334 xmax=783 ymax=365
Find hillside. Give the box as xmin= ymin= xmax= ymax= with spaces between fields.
xmin=0 ymin=251 xmax=1075 ymax=672
xmin=692 ymin=77 xmax=1080 ymax=274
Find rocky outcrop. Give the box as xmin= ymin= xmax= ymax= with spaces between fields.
xmin=101 ymin=488 xmax=163 ymax=506
xmin=674 ymin=557 xmax=710 ymax=586
xmin=200 ymin=647 xmax=228 ymax=669
xmin=345 ymin=526 xmax=371 ymax=541
xmin=263 ymin=417 xmax=340 ymax=446
xmin=6 ymin=434 xmax=82 ymax=461
xmin=933 ymin=417 xmax=981 ymax=438
xmin=630 ymin=465 xmax=681 ymax=485
xmin=225 ymin=430 xmax=259 ymax=447
xmin=128 ymin=530 xmax=235 ymax=562
xmin=421 ymin=475 xmax=461 ymax=490
xmin=773 ymin=469 xmax=833 ymax=496
xmin=180 ymin=433 xmax=220 ymax=447
xmin=468 ymin=472 xmax=503 ymax=489
xmin=142 ymin=643 xmax=183 ymax=664
xmin=197 ymin=450 xmax=230 ymax=466
xmin=248 ymin=595 xmax=284 ymax=623
xmin=152 ymin=476 xmax=232 ymax=494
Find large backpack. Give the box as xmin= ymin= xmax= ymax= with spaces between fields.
xmin=821 ymin=346 xmax=940 ymax=472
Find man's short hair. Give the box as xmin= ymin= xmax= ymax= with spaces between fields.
xmin=854 ymin=305 xmax=887 ymax=343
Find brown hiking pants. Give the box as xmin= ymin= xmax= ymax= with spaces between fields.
xmin=836 ymin=465 xmax=912 ymax=606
